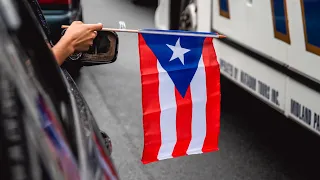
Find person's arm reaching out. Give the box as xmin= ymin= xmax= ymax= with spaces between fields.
xmin=52 ymin=21 xmax=103 ymax=65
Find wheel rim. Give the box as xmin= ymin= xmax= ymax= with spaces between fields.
xmin=179 ymin=2 xmax=197 ymax=31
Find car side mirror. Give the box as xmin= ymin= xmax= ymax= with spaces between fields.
xmin=81 ymin=31 xmax=119 ymax=65
xmin=62 ymin=30 xmax=119 ymax=66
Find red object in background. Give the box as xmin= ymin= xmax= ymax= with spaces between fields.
xmin=37 ymin=0 xmax=71 ymax=4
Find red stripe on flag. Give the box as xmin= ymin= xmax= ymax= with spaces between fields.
xmin=202 ymin=37 xmax=220 ymax=152
xmin=138 ymin=34 xmax=162 ymax=164
xmin=172 ymin=87 xmax=193 ymax=157
xmin=93 ymin=134 xmax=118 ymax=180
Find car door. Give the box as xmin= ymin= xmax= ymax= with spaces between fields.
xmin=0 ymin=0 xmax=119 ymax=179
xmin=0 ymin=9 xmax=71 ymax=179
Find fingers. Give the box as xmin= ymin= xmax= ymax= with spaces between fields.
xmin=91 ymin=31 xmax=98 ymax=39
xmin=67 ymin=21 xmax=103 ymax=52
xmin=85 ymin=23 xmax=103 ymax=31
xmin=70 ymin=21 xmax=103 ymax=31
xmin=77 ymin=43 xmax=93 ymax=52
xmin=84 ymin=41 xmax=94 ymax=51
xmin=72 ymin=21 xmax=83 ymax=25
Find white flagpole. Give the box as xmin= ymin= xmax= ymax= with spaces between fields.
xmin=61 ymin=25 xmax=226 ymax=39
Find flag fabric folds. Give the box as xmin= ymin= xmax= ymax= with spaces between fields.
xmin=138 ymin=30 xmax=221 ymax=164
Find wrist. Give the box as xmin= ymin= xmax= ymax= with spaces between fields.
xmin=52 ymin=36 xmax=75 ymax=66
xmin=60 ymin=35 xmax=75 ymax=54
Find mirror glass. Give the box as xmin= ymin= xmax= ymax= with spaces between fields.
xmin=80 ymin=31 xmax=119 ymax=65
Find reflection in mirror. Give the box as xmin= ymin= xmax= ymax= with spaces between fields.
xmin=80 ymin=31 xmax=119 ymax=65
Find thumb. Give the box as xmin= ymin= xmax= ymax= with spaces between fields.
xmin=86 ymin=23 xmax=103 ymax=31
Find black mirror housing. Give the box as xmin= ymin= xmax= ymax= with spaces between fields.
xmin=81 ymin=31 xmax=119 ymax=66
xmin=62 ymin=29 xmax=119 ymax=66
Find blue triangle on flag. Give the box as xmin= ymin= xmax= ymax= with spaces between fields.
xmin=142 ymin=33 xmax=205 ymax=97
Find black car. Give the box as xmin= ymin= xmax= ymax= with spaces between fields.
xmin=38 ymin=0 xmax=83 ymax=44
xmin=0 ymin=0 xmax=119 ymax=179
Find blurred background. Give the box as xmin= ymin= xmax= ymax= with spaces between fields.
xmin=39 ymin=0 xmax=320 ymax=179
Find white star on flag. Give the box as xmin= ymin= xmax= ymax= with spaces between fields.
xmin=166 ymin=38 xmax=190 ymax=65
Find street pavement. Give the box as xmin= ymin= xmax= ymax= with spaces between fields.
xmin=77 ymin=0 xmax=320 ymax=179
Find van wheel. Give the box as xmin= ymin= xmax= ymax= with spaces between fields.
xmin=179 ymin=1 xmax=197 ymax=31
xmin=169 ymin=0 xmax=197 ymax=31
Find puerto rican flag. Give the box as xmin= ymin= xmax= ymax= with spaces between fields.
xmin=138 ymin=30 xmax=221 ymax=164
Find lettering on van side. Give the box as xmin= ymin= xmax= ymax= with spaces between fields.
xmin=290 ymin=99 xmax=320 ymax=133
xmin=220 ymin=58 xmax=280 ymax=107
xmin=258 ymin=80 xmax=270 ymax=100
xmin=240 ymin=71 xmax=256 ymax=91
xmin=271 ymin=89 xmax=279 ymax=106
xmin=313 ymin=113 xmax=320 ymax=132
xmin=290 ymin=99 xmax=312 ymax=126
xmin=220 ymin=58 xmax=238 ymax=80
xmin=257 ymin=81 xmax=280 ymax=106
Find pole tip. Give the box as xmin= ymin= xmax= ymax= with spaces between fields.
xmin=218 ymin=34 xmax=227 ymax=38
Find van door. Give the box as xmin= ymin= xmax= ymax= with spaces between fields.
xmin=211 ymin=0 xmax=288 ymax=112
xmin=284 ymin=0 xmax=320 ymax=136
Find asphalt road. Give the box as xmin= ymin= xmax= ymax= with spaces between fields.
xmin=77 ymin=0 xmax=320 ymax=179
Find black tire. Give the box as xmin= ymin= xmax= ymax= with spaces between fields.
xmin=132 ymin=0 xmax=158 ymax=6
xmin=131 ymin=0 xmax=145 ymax=5
xmin=169 ymin=0 xmax=192 ymax=30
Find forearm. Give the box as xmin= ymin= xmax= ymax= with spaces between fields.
xmin=52 ymin=36 xmax=75 ymax=66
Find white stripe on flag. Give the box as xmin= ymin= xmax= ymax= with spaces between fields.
xmin=187 ymin=56 xmax=207 ymax=155
xmin=157 ymin=60 xmax=177 ymax=160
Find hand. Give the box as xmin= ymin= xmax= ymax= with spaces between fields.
xmin=51 ymin=21 xmax=103 ymax=65
xmin=61 ymin=21 xmax=103 ymax=52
